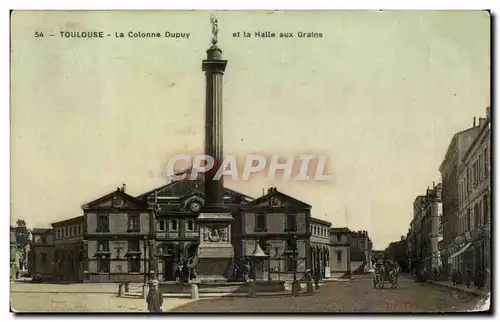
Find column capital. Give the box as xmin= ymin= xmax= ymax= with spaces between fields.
xmin=202 ymin=59 xmax=227 ymax=73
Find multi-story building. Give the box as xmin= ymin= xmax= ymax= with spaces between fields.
xmin=385 ymin=236 xmax=409 ymax=272
xmin=454 ymin=108 xmax=491 ymax=277
xmin=82 ymin=185 xmax=154 ymax=283
xmin=329 ymin=227 xmax=351 ymax=279
xmin=350 ymin=230 xmax=372 ymax=274
xmin=309 ymin=217 xmax=331 ymax=277
xmin=439 ymin=119 xmax=481 ymax=276
xmin=240 ymin=187 xmax=312 ymax=281
xmin=409 ymin=183 xmax=443 ymax=276
xmin=136 ymin=177 xmax=253 ymax=281
xmin=10 ymin=227 xmax=19 ymax=280
xmin=52 ymin=216 xmax=85 ymax=282
xmin=421 ymin=183 xmax=443 ymax=273
xmin=29 ymin=228 xmax=54 ymax=281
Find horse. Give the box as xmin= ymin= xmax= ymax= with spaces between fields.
xmin=373 ymin=265 xmax=385 ymax=289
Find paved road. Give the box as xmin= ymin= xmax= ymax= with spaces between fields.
xmin=171 ymin=275 xmax=484 ymax=313
xmin=10 ymin=282 xmax=193 ymax=312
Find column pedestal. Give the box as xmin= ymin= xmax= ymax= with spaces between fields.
xmin=195 ymin=209 xmax=234 ymax=281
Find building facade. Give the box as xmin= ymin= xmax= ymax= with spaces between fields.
xmin=439 ymin=121 xmax=481 ymax=276
xmin=52 ymin=216 xmax=85 ymax=282
xmin=309 ymin=217 xmax=331 ymax=277
xmin=29 ymin=228 xmax=54 ymax=281
xmin=240 ymin=187 xmax=312 ymax=281
xmin=421 ymin=183 xmax=443 ymax=273
xmin=82 ymin=186 xmax=153 ymax=283
xmin=136 ymin=177 xmax=253 ymax=281
xmin=10 ymin=227 xmax=19 ymax=280
xmin=454 ymin=109 xmax=491 ymax=278
xmin=350 ymin=230 xmax=373 ymax=274
xmin=329 ymin=227 xmax=351 ymax=278
xmin=408 ymin=183 xmax=443 ymax=276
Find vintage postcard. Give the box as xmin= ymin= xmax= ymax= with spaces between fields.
xmin=10 ymin=10 xmax=491 ymax=313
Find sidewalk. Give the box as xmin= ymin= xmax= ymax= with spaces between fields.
xmin=429 ymin=280 xmax=490 ymax=297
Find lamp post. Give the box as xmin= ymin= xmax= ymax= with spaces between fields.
xmin=266 ymin=243 xmax=272 ymax=281
xmin=142 ymin=236 xmax=149 ymax=284
xmin=287 ymin=232 xmax=300 ymax=295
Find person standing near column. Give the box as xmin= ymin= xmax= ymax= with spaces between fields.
xmin=146 ymin=279 xmax=163 ymax=313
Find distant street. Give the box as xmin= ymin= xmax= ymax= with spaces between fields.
xmin=171 ymin=275 xmax=483 ymax=313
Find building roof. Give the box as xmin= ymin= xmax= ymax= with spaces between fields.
xmin=51 ymin=216 xmax=84 ymax=227
xmin=439 ymin=126 xmax=480 ymax=172
xmin=461 ymin=115 xmax=490 ymax=164
xmin=330 ymin=227 xmax=350 ymax=233
xmin=31 ymin=228 xmax=51 ymax=235
xmin=245 ymin=187 xmax=311 ymax=208
xmin=310 ymin=217 xmax=332 ymax=226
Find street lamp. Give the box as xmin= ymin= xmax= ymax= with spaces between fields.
xmin=142 ymin=235 xmax=149 ymax=284
xmin=287 ymin=232 xmax=300 ymax=295
xmin=266 ymin=243 xmax=272 ymax=281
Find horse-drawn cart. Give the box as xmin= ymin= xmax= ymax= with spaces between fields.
xmin=373 ymin=263 xmax=398 ymax=289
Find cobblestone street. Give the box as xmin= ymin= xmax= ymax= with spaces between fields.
xmin=171 ymin=275 xmax=486 ymax=313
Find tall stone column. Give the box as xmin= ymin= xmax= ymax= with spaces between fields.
xmin=195 ymin=16 xmax=235 ymax=281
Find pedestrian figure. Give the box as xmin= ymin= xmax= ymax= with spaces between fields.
xmin=474 ymin=269 xmax=484 ymax=289
xmin=464 ymin=269 xmax=471 ymax=288
xmin=313 ymin=268 xmax=321 ymax=290
xmin=182 ymin=260 xmax=190 ymax=283
xmin=146 ymin=279 xmax=163 ymax=313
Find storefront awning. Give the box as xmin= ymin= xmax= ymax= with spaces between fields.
xmin=448 ymin=242 xmax=472 ymax=259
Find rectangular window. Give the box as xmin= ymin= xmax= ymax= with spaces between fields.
xmin=128 ymin=240 xmax=140 ymax=252
xmin=285 ymin=214 xmax=297 ymax=232
xmin=55 ymin=230 xmax=59 ymax=240
xmin=41 ymin=236 xmax=47 ymax=244
xmin=479 ymin=154 xmax=483 ymax=182
xmin=484 ymin=148 xmax=488 ymax=178
xmin=97 ymin=214 xmax=109 ymax=232
xmin=285 ymin=254 xmax=295 ymax=273
xmin=170 ymin=219 xmax=178 ymax=231
xmin=128 ymin=257 xmax=140 ymax=273
xmin=97 ymin=256 xmax=110 ymax=273
xmin=187 ymin=220 xmax=194 ymax=231
xmin=466 ymin=208 xmax=471 ymax=232
xmin=127 ymin=214 xmax=140 ymax=232
xmin=255 ymin=214 xmax=266 ymax=231
xmin=97 ymin=240 xmax=110 ymax=252
xmin=336 ymin=251 xmax=342 ymax=263
xmin=159 ymin=220 xmax=165 ymax=231
xmin=483 ymin=194 xmax=489 ymax=224
xmin=474 ymin=203 xmax=480 ymax=229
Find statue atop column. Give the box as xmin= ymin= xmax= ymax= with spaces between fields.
xmin=207 ymin=15 xmax=223 ymax=60
xmin=210 ymin=15 xmax=219 ymax=49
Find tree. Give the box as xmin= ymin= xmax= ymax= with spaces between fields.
xmin=14 ymin=219 xmax=31 ymax=252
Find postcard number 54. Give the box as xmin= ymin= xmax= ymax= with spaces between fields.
xmin=34 ymin=31 xmax=44 ymax=38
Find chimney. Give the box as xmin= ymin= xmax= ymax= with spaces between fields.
xmin=122 ymin=183 xmax=126 ymax=192
xmin=273 ymin=187 xmax=277 ymax=193
xmin=473 ymin=117 xmax=477 ymax=127
xmin=267 ymin=188 xmax=272 ymax=195
xmin=479 ymin=117 xmax=486 ymax=127
xmin=262 ymin=188 xmax=265 ymax=196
